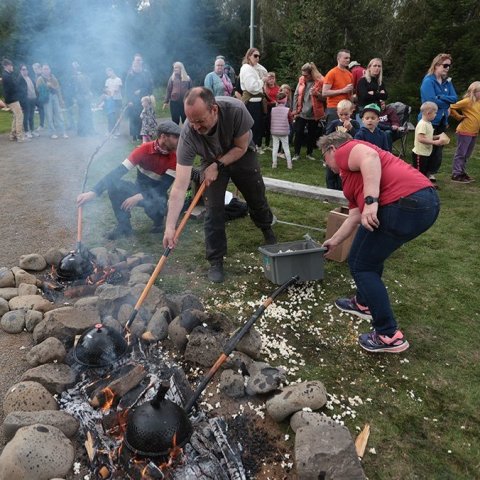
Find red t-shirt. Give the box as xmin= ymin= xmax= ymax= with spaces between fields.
xmin=323 ymin=67 xmax=354 ymax=108
xmin=335 ymin=140 xmax=433 ymax=211
xmin=125 ymin=141 xmax=177 ymax=178
xmin=265 ymin=84 xmax=280 ymax=105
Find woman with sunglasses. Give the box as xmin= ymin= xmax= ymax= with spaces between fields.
xmin=17 ymin=64 xmax=38 ymax=138
xmin=239 ymin=47 xmax=268 ymax=151
xmin=418 ymin=53 xmax=457 ymax=182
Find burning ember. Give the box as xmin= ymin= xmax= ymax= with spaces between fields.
xmin=60 ymin=345 xmax=246 ymax=479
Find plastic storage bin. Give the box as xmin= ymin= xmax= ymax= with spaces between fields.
xmin=259 ymin=239 xmax=326 ymax=285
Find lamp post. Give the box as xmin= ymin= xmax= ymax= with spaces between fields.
xmin=249 ymin=0 xmax=254 ymax=48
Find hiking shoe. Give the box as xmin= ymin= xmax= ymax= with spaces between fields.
xmin=105 ymin=225 xmax=133 ymax=240
xmin=335 ymin=297 xmax=373 ymax=321
xmin=358 ymin=330 xmax=410 ymax=353
xmin=208 ymin=263 xmax=224 ymax=283
xmin=262 ymin=228 xmax=277 ymax=245
xmin=451 ymin=174 xmax=472 ymax=183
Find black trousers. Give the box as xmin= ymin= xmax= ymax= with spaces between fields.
xmin=294 ymin=117 xmax=319 ymax=156
xmin=170 ymin=99 xmax=186 ymax=125
xmin=430 ymin=124 xmax=447 ymax=174
xmin=245 ymin=101 xmax=264 ymax=147
xmin=202 ymin=148 xmax=273 ymax=263
xmin=108 ymin=175 xmax=174 ymax=228
xmin=128 ymin=102 xmax=142 ymax=139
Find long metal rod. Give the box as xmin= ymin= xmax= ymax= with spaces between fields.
xmin=185 ymin=275 xmax=299 ymax=412
xmin=249 ymin=0 xmax=255 ymax=47
xmin=124 ymin=181 xmax=206 ymax=333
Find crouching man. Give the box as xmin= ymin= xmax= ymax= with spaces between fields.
xmin=77 ymin=121 xmax=181 ymax=239
xmin=163 ymin=87 xmax=276 ymax=283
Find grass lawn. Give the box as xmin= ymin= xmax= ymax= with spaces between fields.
xmin=2 ymin=108 xmax=479 ymax=479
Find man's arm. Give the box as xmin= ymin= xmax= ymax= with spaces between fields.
xmin=204 ymin=131 xmax=250 ymax=186
xmin=163 ymin=164 xmax=193 ymax=248
xmin=322 ymin=83 xmax=353 ymax=98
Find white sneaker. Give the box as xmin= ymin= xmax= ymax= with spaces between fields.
xmin=62 ymin=134 xmax=69 ymax=139
xmin=292 ymin=155 xmax=300 ymax=161
xmin=26 ymin=132 xmax=33 ymax=139
xmin=51 ymin=134 xmax=58 ymax=139
xmin=272 ymin=163 xmax=277 ymax=169
xmin=306 ymin=155 xmax=316 ymax=161
xmin=257 ymin=148 xmax=265 ymax=155
xmin=32 ymin=131 xmax=40 ymax=137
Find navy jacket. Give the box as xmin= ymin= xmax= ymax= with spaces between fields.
xmin=354 ymin=126 xmax=389 ymax=151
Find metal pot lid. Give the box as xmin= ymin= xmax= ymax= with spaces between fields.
xmin=57 ymin=250 xmax=93 ymax=280
xmin=73 ymin=323 xmax=128 ymax=368
xmin=124 ymin=383 xmax=192 ymax=457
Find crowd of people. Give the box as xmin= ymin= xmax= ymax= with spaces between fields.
xmin=2 ymin=47 xmax=479 ymax=355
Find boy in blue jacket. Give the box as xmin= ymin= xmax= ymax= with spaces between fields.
xmin=354 ymin=103 xmax=389 ymax=151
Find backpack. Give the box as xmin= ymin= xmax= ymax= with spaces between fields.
xmin=224 ymin=197 xmax=248 ymax=221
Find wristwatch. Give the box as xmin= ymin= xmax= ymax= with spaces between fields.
xmin=214 ymin=159 xmax=224 ymax=169
xmin=364 ymin=196 xmax=379 ymax=205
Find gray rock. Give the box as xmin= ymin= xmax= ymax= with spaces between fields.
xmin=26 ymin=337 xmax=66 ymax=367
xmin=266 ymin=381 xmax=328 ymax=422
xmin=1 ymin=309 xmax=27 ymax=333
xmin=3 ymin=410 xmax=79 ymax=441
xmin=101 ymin=316 xmax=123 ymax=333
xmin=130 ymin=263 xmax=156 ymax=275
xmin=18 ymin=254 xmax=47 ymax=271
xmin=11 ymin=266 xmax=37 ymax=286
xmin=108 ymin=248 xmax=127 ymax=265
xmin=17 ymin=282 xmax=38 ymax=296
xmin=0 ymin=267 xmax=15 ymax=288
xmin=204 ymin=311 xmax=233 ymax=333
xmin=33 ymin=306 xmax=99 ymax=346
xmin=0 ymin=297 xmax=9 ymax=317
xmin=246 ymin=364 xmax=287 ymax=395
xmin=0 ymin=287 xmax=19 ymax=300
xmin=25 ymin=310 xmax=43 ymax=332
xmin=290 ymin=411 xmax=346 ymax=433
xmin=224 ymin=351 xmax=255 ymax=373
xmin=117 ymin=302 xmax=134 ymax=326
xmin=130 ymin=252 xmax=155 ymax=264
xmin=44 ymin=247 xmax=66 ymax=267
xmin=129 ymin=315 xmax=147 ymax=338
xmin=184 ymin=326 xmax=227 ymax=367
xmin=295 ymin=424 xmax=365 ymax=480
xmin=168 ymin=309 xmax=204 ymax=351
xmin=21 ymin=363 xmax=76 ymax=394
xmin=96 ymin=284 xmax=136 ymax=318
xmin=126 ymin=256 xmax=142 ymax=269
xmin=8 ymin=295 xmax=53 ymax=313
xmin=219 ymin=369 xmax=245 ymax=398
xmin=0 ymin=424 xmax=75 ymax=480
xmin=3 ymin=381 xmax=58 ymax=415
xmin=89 ymin=247 xmax=109 ymax=266
xmin=128 ymin=271 xmax=152 ymax=286
xmin=130 ymin=283 xmax=166 ymax=315
xmin=235 ymin=327 xmax=263 ymax=360
xmin=166 ymin=292 xmax=205 ymax=317
xmin=74 ymin=295 xmax=98 ymax=312
xmin=142 ymin=306 xmax=170 ymax=342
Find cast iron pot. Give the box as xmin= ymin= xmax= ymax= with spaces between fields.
xmin=73 ymin=323 xmax=129 ymax=368
xmin=57 ymin=246 xmax=94 ymax=281
xmin=124 ymin=382 xmax=193 ymax=457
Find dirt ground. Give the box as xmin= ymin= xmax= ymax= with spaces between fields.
xmin=0 ymin=129 xmax=124 ymax=450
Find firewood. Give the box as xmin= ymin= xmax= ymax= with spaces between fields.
xmin=355 ymin=423 xmax=370 ymax=459
xmin=89 ymin=364 xmax=147 ymax=408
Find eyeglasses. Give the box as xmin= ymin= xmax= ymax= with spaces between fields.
xmin=321 ymin=146 xmax=333 ymax=159
xmin=253 ymin=54 xmax=260 ymax=58
xmin=441 ymin=63 xmax=451 ymax=69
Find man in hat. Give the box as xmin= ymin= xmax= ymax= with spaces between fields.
xmin=163 ymin=87 xmax=276 ymax=283
xmin=77 ymin=121 xmax=181 ymax=239
xmin=348 ymin=60 xmax=366 ymax=94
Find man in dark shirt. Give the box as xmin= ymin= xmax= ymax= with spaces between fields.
xmin=163 ymin=87 xmax=276 ymax=283
xmin=77 ymin=121 xmax=180 ymax=239
xmin=2 ymin=58 xmax=27 ymax=142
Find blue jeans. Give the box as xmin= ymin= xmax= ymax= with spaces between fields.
xmin=348 ymin=187 xmax=440 ymax=335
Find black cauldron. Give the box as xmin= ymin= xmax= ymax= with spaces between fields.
xmin=124 ymin=382 xmax=192 ymax=457
xmin=57 ymin=246 xmax=94 ymax=281
xmin=73 ymin=323 xmax=128 ymax=368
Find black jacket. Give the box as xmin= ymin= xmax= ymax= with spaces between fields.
xmin=2 ymin=69 xmax=19 ymax=103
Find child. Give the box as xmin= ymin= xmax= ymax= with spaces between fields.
xmin=412 ymin=101 xmax=443 ymax=179
xmin=325 ymin=99 xmax=360 ymax=190
xmin=449 ymin=81 xmax=480 ymax=183
xmin=98 ymin=88 xmax=118 ymax=135
xmin=270 ymin=92 xmax=293 ymax=169
xmin=140 ymin=95 xmax=158 ymax=143
xmin=354 ymin=103 xmax=389 ymax=151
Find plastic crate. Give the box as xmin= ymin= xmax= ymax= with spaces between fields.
xmin=258 ymin=239 xmax=326 ymax=285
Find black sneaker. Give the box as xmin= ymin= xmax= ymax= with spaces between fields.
xmin=451 ymin=174 xmax=471 ymax=183
xmin=335 ymin=296 xmax=373 ymax=321
xmin=262 ymin=228 xmax=277 ymax=245
xmin=105 ymin=225 xmax=133 ymax=240
xmin=358 ymin=330 xmax=409 ymax=353
xmin=208 ymin=263 xmax=224 ymax=283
